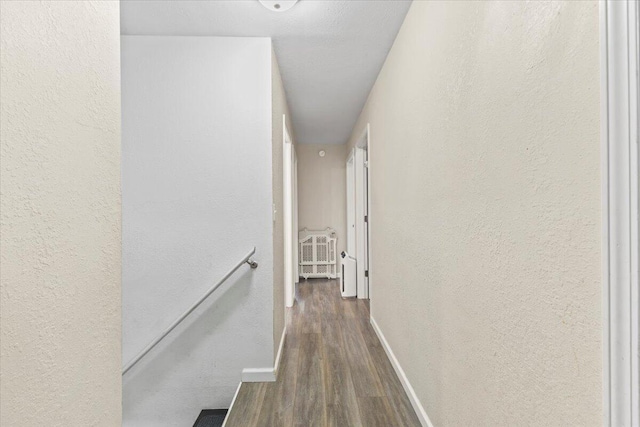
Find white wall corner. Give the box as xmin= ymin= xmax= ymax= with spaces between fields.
xmin=274 ymin=327 xmax=286 ymax=376
xmin=243 ymin=327 xmax=286 ymax=383
xmin=370 ymin=317 xmax=435 ymax=427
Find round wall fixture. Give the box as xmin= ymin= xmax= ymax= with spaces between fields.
xmin=259 ymin=0 xmax=298 ymax=12
xmin=318 ymin=150 xmax=326 ymax=157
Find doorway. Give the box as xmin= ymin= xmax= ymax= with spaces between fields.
xmin=346 ymin=152 xmax=356 ymax=256
xmin=283 ymin=116 xmax=298 ymax=308
xmin=346 ymin=124 xmax=371 ymax=300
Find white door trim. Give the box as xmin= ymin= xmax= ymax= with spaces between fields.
xmin=354 ymin=124 xmax=371 ymax=300
xmin=293 ymin=147 xmax=299 ymax=287
xmin=354 ymin=147 xmax=367 ymax=299
xmin=364 ymin=124 xmax=372 ymax=303
xmin=600 ymin=1 xmax=639 ymax=425
xmin=346 ymin=150 xmax=356 ymax=257
xmin=283 ymin=115 xmax=295 ymax=308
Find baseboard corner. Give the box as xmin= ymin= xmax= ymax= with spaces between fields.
xmin=370 ymin=316 xmax=435 ymax=427
xmin=241 ymin=367 xmax=276 ymax=383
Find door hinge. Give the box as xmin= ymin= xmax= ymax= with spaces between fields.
xmin=365 ymin=270 xmax=369 ymax=278
xmin=364 ymin=215 xmax=368 ymax=223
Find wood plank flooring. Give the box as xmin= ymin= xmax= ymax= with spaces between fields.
xmin=224 ymin=279 xmax=421 ymax=427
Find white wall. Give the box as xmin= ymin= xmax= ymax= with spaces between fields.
xmin=347 ymin=1 xmax=601 ymax=425
xmin=297 ymin=144 xmax=348 ymax=274
xmin=0 ymin=2 xmax=122 ymax=425
xmin=122 ymin=36 xmax=273 ymax=426
xmin=272 ymin=47 xmax=296 ymax=357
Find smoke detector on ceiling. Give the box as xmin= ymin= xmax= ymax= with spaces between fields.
xmin=259 ymin=0 xmax=298 ymax=12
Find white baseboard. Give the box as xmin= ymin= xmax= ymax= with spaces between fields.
xmin=241 ymin=328 xmax=286 ymax=383
xmin=297 ymin=274 xmax=341 ymax=281
xmin=221 ymin=382 xmax=241 ymax=427
xmin=370 ymin=316 xmax=434 ymax=427
xmin=274 ymin=327 xmax=286 ymax=376
xmin=241 ymin=367 xmax=276 ymax=382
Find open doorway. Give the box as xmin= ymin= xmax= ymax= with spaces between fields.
xmin=346 ymin=152 xmax=356 ymax=256
xmin=355 ymin=125 xmax=370 ymax=300
xmin=293 ymin=145 xmax=299 ymax=293
xmin=346 ymin=124 xmax=371 ymax=300
xmin=283 ymin=116 xmax=298 ymax=308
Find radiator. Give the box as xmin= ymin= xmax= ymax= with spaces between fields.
xmin=298 ymin=228 xmax=337 ymax=279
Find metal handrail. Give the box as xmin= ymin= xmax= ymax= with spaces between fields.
xmin=122 ymin=247 xmax=258 ymax=375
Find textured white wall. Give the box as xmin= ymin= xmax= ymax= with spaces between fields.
xmin=297 ymin=144 xmax=348 ymax=272
xmin=0 ymin=2 xmax=122 ymax=425
xmin=122 ymin=36 xmax=273 ymax=426
xmin=347 ymin=1 xmax=602 ymax=425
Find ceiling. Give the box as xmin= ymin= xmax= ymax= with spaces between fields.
xmin=120 ymin=0 xmax=412 ymax=145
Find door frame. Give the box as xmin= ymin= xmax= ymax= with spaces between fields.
xmin=293 ymin=146 xmax=299 ymax=290
xmin=346 ymin=150 xmax=356 ymax=257
xmin=354 ymin=125 xmax=371 ymax=300
xmin=283 ymin=116 xmax=296 ymax=308
xmin=600 ymin=1 xmax=639 ymax=425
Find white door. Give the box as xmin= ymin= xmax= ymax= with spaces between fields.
xmin=363 ymin=146 xmax=369 ymax=294
xmin=293 ymin=148 xmax=299 ymax=287
xmin=354 ymin=147 xmax=368 ymax=299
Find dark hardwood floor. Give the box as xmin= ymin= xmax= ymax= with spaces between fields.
xmin=224 ymin=279 xmax=421 ymax=427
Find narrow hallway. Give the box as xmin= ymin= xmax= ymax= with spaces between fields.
xmin=224 ymin=280 xmax=420 ymax=427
